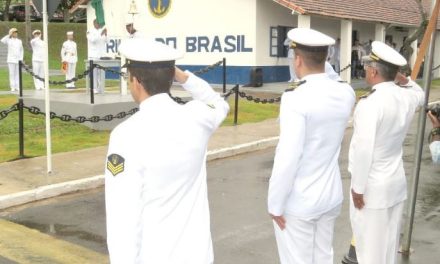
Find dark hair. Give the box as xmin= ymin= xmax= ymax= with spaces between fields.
xmin=375 ymin=62 xmax=399 ymax=81
xmin=295 ymin=48 xmax=327 ymax=69
xmin=128 ymin=65 xmax=175 ymax=96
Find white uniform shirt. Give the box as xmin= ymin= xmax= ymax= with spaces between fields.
xmin=1 ymin=35 xmax=23 ymax=63
xmin=61 ymin=40 xmax=78 ymax=63
xmin=30 ymin=37 xmax=45 ymax=62
xmin=283 ymin=38 xmax=294 ymax=58
xmin=268 ymin=73 xmax=355 ymax=218
xmin=87 ymin=28 xmax=107 ymax=59
xmin=430 ymin=141 xmax=440 ymax=164
xmin=105 ymin=72 xmax=229 ymax=264
xmin=325 ymin=61 xmax=341 ymax=81
xmin=349 ymin=80 xmax=424 ymax=209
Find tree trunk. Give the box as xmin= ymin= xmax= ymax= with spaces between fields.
xmin=25 ymin=0 xmax=32 ymax=50
xmin=4 ymin=0 xmax=11 ymax=21
xmin=63 ymin=8 xmax=70 ymax=23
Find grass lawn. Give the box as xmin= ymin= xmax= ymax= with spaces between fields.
xmin=0 ymin=95 xmax=110 ymax=163
xmin=0 ymin=95 xmax=280 ymax=162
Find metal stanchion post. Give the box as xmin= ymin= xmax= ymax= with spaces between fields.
xmin=234 ymin=84 xmax=239 ymax=125
xmin=89 ymin=60 xmax=95 ymax=104
xmin=223 ymin=58 xmax=226 ymax=94
xmin=18 ymin=61 xmax=24 ymax=158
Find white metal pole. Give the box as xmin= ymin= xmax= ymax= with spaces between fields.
xmin=401 ymin=0 xmax=437 ymax=254
xmin=42 ymin=0 xmax=52 ymax=173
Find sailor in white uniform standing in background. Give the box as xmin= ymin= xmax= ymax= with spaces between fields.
xmin=105 ymin=38 xmax=229 ymax=263
xmin=268 ymin=28 xmax=355 ymax=264
xmin=61 ymin=31 xmax=78 ymax=89
xmin=349 ymin=41 xmax=424 ymax=264
xmin=30 ymin=29 xmax=45 ymax=90
xmin=1 ymin=28 xmax=23 ymax=93
xmin=87 ymin=19 xmax=107 ymax=94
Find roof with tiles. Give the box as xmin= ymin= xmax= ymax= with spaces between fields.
xmin=273 ymin=0 xmax=439 ymax=28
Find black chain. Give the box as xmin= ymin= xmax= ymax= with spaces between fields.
xmin=237 ymin=81 xmax=305 ymax=104
xmin=14 ymin=105 xmax=139 ymax=123
xmin=169 ymin=94 xmax=188 ymax=105
xmin=432 ymin=64 xmax=440 ymax=72
xmin=337 ymin=64 xmax=351 ymax=74
xmin=193 ymin=60 xmax=224 ymax=75
xmin=94 ymin=64 xmax=127 ymax=78
xmin=21 ymin=63 xmax=90 ymax=85
xmin=0 ymin=103 xmax=20 ymax=120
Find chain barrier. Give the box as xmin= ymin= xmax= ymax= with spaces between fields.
xmin=237 ymin=81 xmax=305 ymax=104
xmin=0 ymin=102 xmax=139 ymax=123
xmin=337 ymin=64 xmax=351 ymax=74
xmin=22 ymin=105 xmax=139 ymax=123
xmin=192 ymin=60 xmax=224 ymax=75
xmin=94 ymin=64 xmax=127 ymax=78
xmin=432 ymin=64 xmax=440 ymax=72
xmin=21 ymin=63 xmax=90 ymax=85
xmin=0 ymin=103 xmax=20 ymax=121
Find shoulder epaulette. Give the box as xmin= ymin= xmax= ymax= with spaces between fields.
xmin=285 ymin=80 xmax=306 ymax=92
xmin=359 ymin=89 xmax=376 ymax=99
xmin=395 ymin=82 xmax=412 ymax=89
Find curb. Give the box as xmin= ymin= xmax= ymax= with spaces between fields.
xmin=0 ymin=137 xmax=279 ymax=210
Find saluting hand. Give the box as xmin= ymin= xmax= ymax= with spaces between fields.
xmin=428 ymin=111 xmax=440 ymax=128
xmin=395 ymin=72 xmax=409 ymax=86
xmin=351 ymin=189 xmax=365 ymax=209
xmin=270 ymin=214 xmax=286 ymax=230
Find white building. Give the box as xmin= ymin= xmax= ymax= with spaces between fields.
xmin=72 ymin=0 xmax=440 ymax=84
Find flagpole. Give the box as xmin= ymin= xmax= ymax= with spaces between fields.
xmin=42 ymin=0 xmax=52 ymax=173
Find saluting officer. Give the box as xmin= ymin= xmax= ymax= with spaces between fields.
xmin=30 ymin=30 xmax=45 ymax=90
xmin=268 ymin=28 xmax=355 ymax=264
xmin=105 ymin=38 xmax=229 ymax=263
xmin=87 ymin=19 xmax=107 ymax=94
xmin=1 ymin=28 xmax=23 ymax=93
xmin=349 ymin=41 xmax=424 ymax=264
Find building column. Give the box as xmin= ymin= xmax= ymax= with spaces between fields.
xmin=433 ymin=31 xmax=440 ymax=78
xmin=375 ymin=23 xmax=386 ymax=42
xmin=298 ymin=15 xmax=311 ymax=28
xmin=409 ymin=28 xmax=418 ymax=70
xmin=340 ymin=19 xmax=352 ymax=83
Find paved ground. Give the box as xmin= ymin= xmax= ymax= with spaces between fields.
xmin=0 ymin=116 xmax=439 ymax=263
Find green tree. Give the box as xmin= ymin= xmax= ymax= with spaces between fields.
xmin=59 ymin=0 xmax=76 ymax=23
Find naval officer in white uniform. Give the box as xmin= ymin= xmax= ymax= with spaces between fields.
xmin=1 ymin=28 xmax=23 ymax=93
xmin=30 ymin=30 xmax=45 ymax=90
xmin=61 ymin=31 xmax=77 ymax=89
xmin=87 ymin=19 xmax=107 ymax=94
xmin=105 ymin=38 xmax=229 ymax=264
xmin=268 ymin=28 xmax=355 ymax=264
xmin=349 ymin=41 xmax=424 ymax=264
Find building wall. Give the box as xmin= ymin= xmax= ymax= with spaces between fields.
xmin=89 ymin=1 xmax=432 ymax=84
xmin=96 ymin=0 xmax=258 ymax=84
xmin=255 ymin=0 xmax=297 ymax=83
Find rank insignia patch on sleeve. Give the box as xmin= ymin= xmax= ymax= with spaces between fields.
xmin=107 ymin=154 xmax=125 ymax=176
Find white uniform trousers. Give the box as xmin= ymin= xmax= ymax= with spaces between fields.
xmin=350 ymin=200 xmax=404 ymax=264
xmin=92 ymin=66 xmax=105 ymax=93
xmin=65 ymin=62 xmax=76 ymax=88
xmin=288 ymin=61 xmax=297 ymax=82
xmin=8 ymin=63 xmax=19 ymax=91
xmin=273 ymin=204 xmax=341 ymax=264
xmin=32 ymin=61 xmax=44 ymax=90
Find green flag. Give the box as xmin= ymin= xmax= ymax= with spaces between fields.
xmin=91 ymin=0 xmax=105 ymax=26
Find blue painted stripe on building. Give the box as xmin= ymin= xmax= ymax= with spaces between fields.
xmin=105 ymin=65 xmax=290 ymax=85
xmin=179 ymin=65 xmax=290 ymax=85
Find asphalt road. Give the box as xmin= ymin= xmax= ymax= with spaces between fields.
xmin=1 ymin=124 xmax=440 ymax=263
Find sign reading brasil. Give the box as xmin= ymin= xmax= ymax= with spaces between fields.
xmin=149 ymin=0 xmax=172 ymax=18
